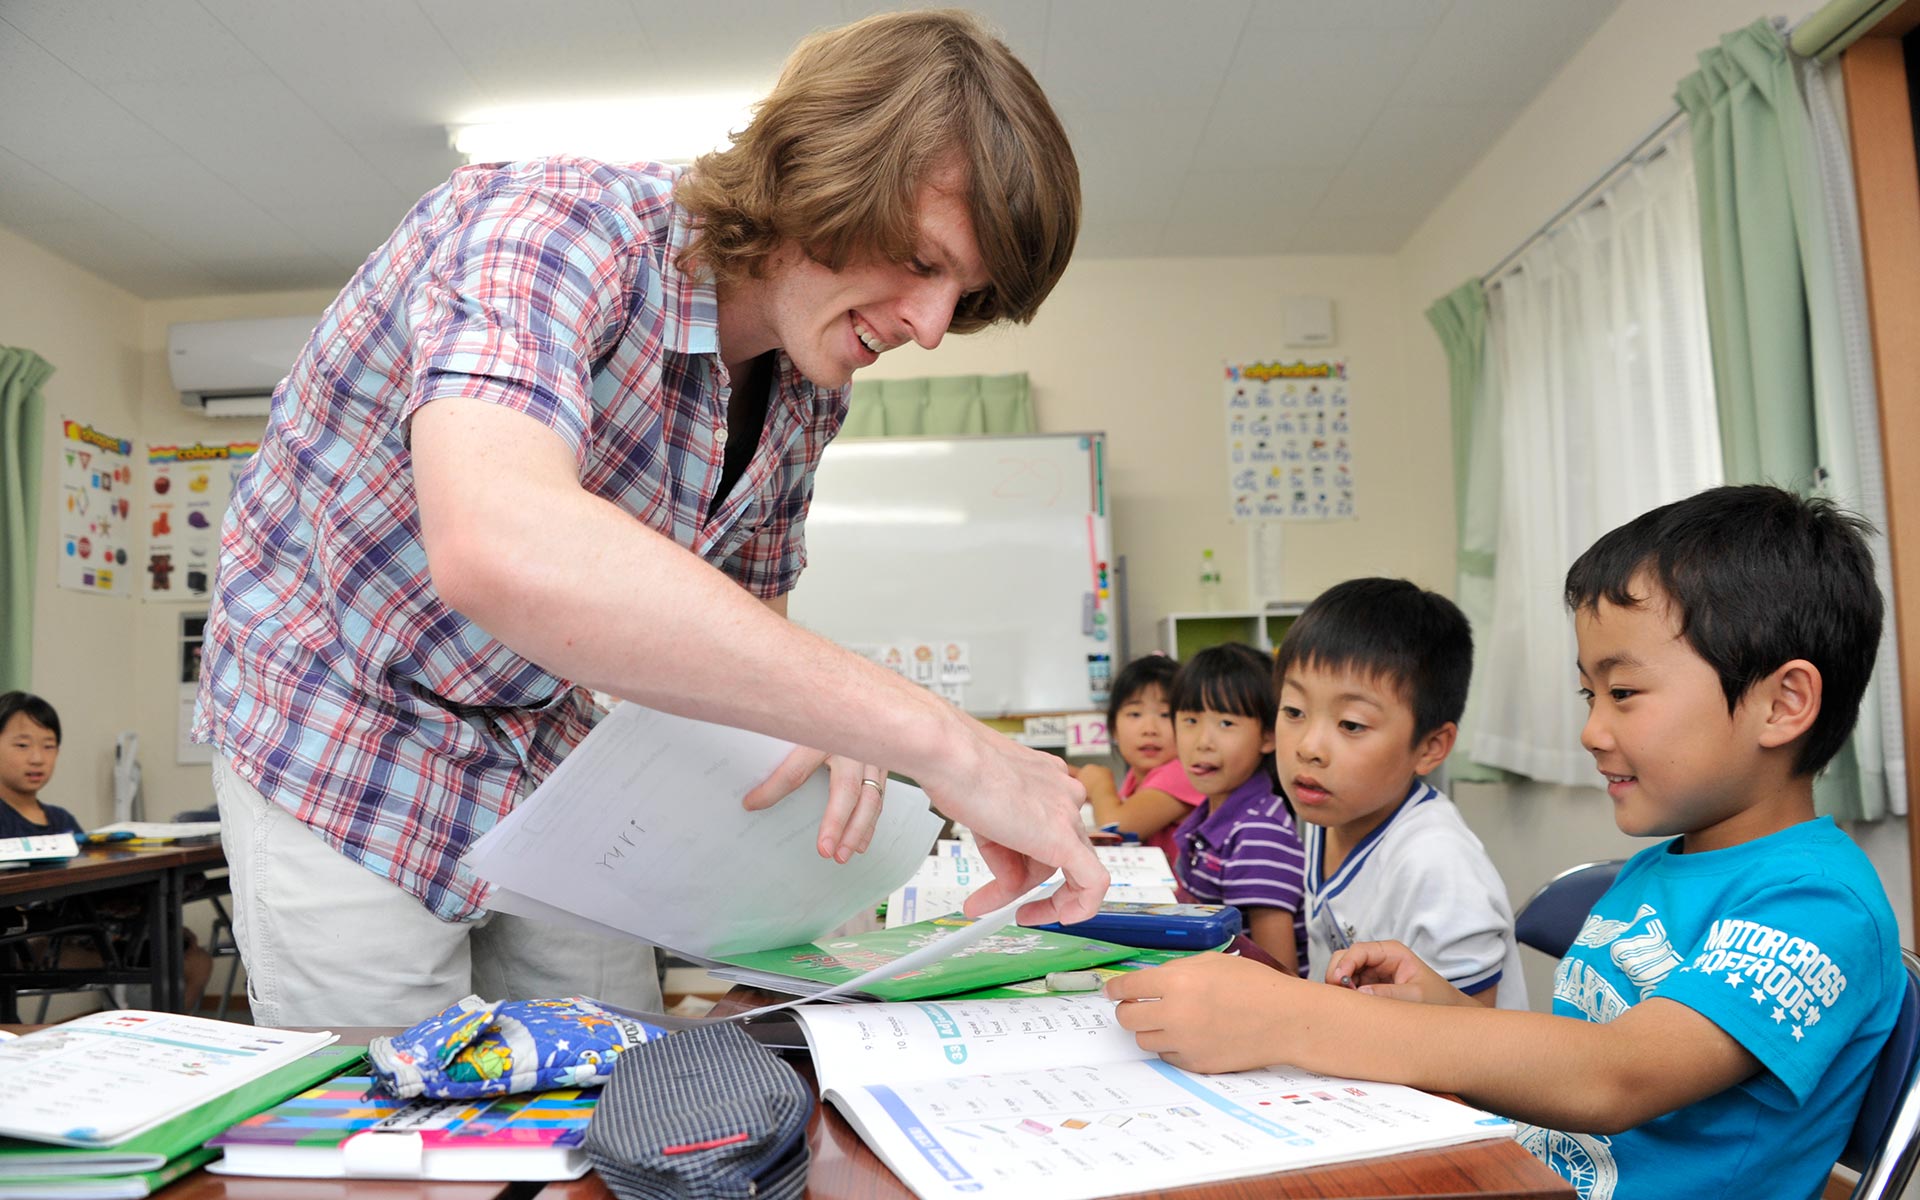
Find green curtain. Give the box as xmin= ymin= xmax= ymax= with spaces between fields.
xmin=1426 ymin=281 xmax=1512 ymax=785
xmin=843 ymin=373 xmax=1034 ymax=437
xmin=0 ymin=347 xmax=53 ymax=692
xmin=1678 ymin=21 xmax=1877 ymax=819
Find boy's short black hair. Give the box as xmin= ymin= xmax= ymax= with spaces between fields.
xmin=1107 ymin=654 xmax=1180 ymax=732
xmin=0 ymin=692 xmax=61 ymax=745
xmin=1272 ymin=578 xmax=1472 ymax=743
xmin=1564 ymin=484 xmax=1882 ymax=777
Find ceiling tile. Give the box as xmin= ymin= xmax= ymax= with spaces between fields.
xmin=35 ymin=155 xmax=330 ymax=280
xmin=275 ymin=200 xmax=423 ymax=266
xmin=0 ymin=147 xmax=95 ymax=228
xmin=1287 ymin=206 xmax=1424 ymax=253
xmin=1391 ymin=0 xmax=1616 ymax=110
xmin=0 ymin=24 xmax=164 ymax=163
xmin=1313 ymin=103 xmax=1507 ymax=212
xmin=1243 ymin=0 xmax=1451 ymax=35
xmin=1189 ymin=22 xmax=1429 ymax=172
xmin=1 ymin=0 xmax=256 ymax=86
xmin=203 ymin=252 xmax=350 ymax=295
xmin=105 ymin=74 xmax=403 ymax=212
xmin=200 ymin=0 xmax=488 ymax=139
xmin=1166 ymin=165 xmax=1337 ymax=229
xmin=1062 ymin=105 xmax=1216 ymax=193
xmin=1041 ymin=0 xmax=1252 ymax=113
xmin=1072 ymin=219 xmax=1168 ymax=258
xmin=840 ymin=1 xmax=1051 ymax=68
xmin=352 ymin=135 xmax=471 ymax=205
xmin=10 ymin=215 xmax=225 ymax=297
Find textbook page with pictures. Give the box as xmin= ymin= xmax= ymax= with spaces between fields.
xmin=790 ymin=995 xmax=1514 ymax=1200
xmin=0 ymin=1013 xmax=337 ymax=1147
xmin=885 ymin=841 xmax=1177 ymax=928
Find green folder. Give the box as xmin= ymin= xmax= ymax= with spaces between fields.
xmin=0 ymin=1044 xmax=366 ymax=1179
xmin=949 ymin=947 xmax=1199 ymax=999
xmin=0 ymin=1146 xmax=218 ymax=1199
xmin=712 ymin=914 xmax=1137 ymax=1000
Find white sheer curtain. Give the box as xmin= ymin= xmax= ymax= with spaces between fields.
xmin=1473 ymin=132 xmax=1723 ymax=786
xmin=1800 ymin=53 xmax=1907 ymax=817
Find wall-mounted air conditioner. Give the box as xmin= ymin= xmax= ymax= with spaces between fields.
xmin=167 ymin=316 xmax=318 ymax=417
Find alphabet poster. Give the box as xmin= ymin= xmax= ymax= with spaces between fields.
xmin=57 ymin=418 xmax=136 ymax=596
xmin=143 ymin=440 xmax=256 ymax=601
xmin=1223 ymin=360 xmax=1354 ymax=522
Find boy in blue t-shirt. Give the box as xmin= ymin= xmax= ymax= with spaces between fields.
xmin=1108 ymin=486 xmax=1902 ymax=1199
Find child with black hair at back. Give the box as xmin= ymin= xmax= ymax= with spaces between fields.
xmin=0 ymin=690 xmax=214 ymax=1011
xmin=0 ymin=691 xmax=83 ymax=840
xmin=1107 ymin=486 xmax=1901 ymax=1198
xmin=1276 ymin=578 xmax=1525 ymax=1007
xmin=1073 ymin=655 xmax=1207 ymax=866
xmin=1167 ymin=643 xmax=1307 ymax=974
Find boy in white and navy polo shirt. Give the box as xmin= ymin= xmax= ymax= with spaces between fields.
xmin=1274 ymin=579 xmax=1525 ymax=1008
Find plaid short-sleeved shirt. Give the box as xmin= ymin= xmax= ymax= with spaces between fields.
xmin=193 ymin=159 xmax=849 ymax=921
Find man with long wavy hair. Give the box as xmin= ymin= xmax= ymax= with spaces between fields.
xmin=194 ymin=9 xmax=1105 ymax=1025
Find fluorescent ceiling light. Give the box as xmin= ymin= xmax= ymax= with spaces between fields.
xmin=448 ymin=94 xmax=760 ymax=165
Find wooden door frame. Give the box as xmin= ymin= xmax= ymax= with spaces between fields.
xmin=1841 ymin=3 xmax=1920 ymax=929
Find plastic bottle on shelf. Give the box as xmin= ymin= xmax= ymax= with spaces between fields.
xmin=1198 ymin=548 xmax=1222 ymax=610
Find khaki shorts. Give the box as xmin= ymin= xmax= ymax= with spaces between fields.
xmin=212 ymin=757 xmax=660 ymax=1026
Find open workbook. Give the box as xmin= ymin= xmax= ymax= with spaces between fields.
xmin=788 ymin=995 xmax=1514 ymax=1200
xmin=0 ymin=1012 xmax=338 ymax=1148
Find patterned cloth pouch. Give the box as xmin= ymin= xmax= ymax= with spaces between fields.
xmin=586 ymin=1023 xmax=812 ymax=1200
xmin=369 ymin=994 xmax=668 ymax=1099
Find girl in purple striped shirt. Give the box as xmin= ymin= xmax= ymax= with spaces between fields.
xmin=1167 ymin=644 xmax=1310 ymax=975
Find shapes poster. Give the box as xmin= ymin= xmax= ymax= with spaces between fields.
xmin=1222 ymin=360 xmax=1354 ymax=522
xmin=144 ymin=440 xmax=256 ymax=601
xmin=57 ymin=419 xmax=136 ymax=596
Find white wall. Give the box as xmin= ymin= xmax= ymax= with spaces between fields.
xmin=131 ymin=290 xmax=334 ymax=818
xmin=1395 ymin=0 xmax=1912 ymax=1010
xmin=2 ymin=225 xmax=146 ymax=827
xmin=854 ymin=252 xmax=1438 ymax=659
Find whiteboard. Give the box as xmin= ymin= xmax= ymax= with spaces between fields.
xmin=787 ymin=433 xmax=1114 ymax=717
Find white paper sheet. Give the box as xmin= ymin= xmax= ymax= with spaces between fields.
xmin=463 ymin=702 xmax=945 ymax=960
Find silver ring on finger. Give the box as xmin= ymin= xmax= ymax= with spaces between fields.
xmin=860 ymin=778 xmax=883 ymax=792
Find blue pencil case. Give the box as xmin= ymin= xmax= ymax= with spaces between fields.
xmin=368 ymin=994 xmax=670 ymax=1099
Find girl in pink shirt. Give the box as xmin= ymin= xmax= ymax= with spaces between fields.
xmin=1072 ymin=655 xmax=1206 ymax=865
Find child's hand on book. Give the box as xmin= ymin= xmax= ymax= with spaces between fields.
xmin=1105 ymin=953 xmax=1299 ymax=1074
xmin=1324 ymin=940 xmax=1474 ymax=1007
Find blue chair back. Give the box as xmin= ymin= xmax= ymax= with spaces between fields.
xmin=1514 ymin=860 xmax=1625 ymax=960
xmin=1844 ymin=949 xmax=1920 ymax=1199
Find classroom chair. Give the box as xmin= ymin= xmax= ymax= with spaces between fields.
xmin=200 ymin=890 xmax=244 ymax=1020
xmin=0 ymin=903 xmax=123 ymax=1021
xmin=1841 ymin=949 xmax=1920 ymax=1199
xmin=1513 ymin=859 xmax=1626 ymax=959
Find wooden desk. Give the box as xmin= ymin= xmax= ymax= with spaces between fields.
xmin=0 ymin=841 xmax=225 ymax=1020
xmin=129 ymin=1001 xmax=1573 ymax=1200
